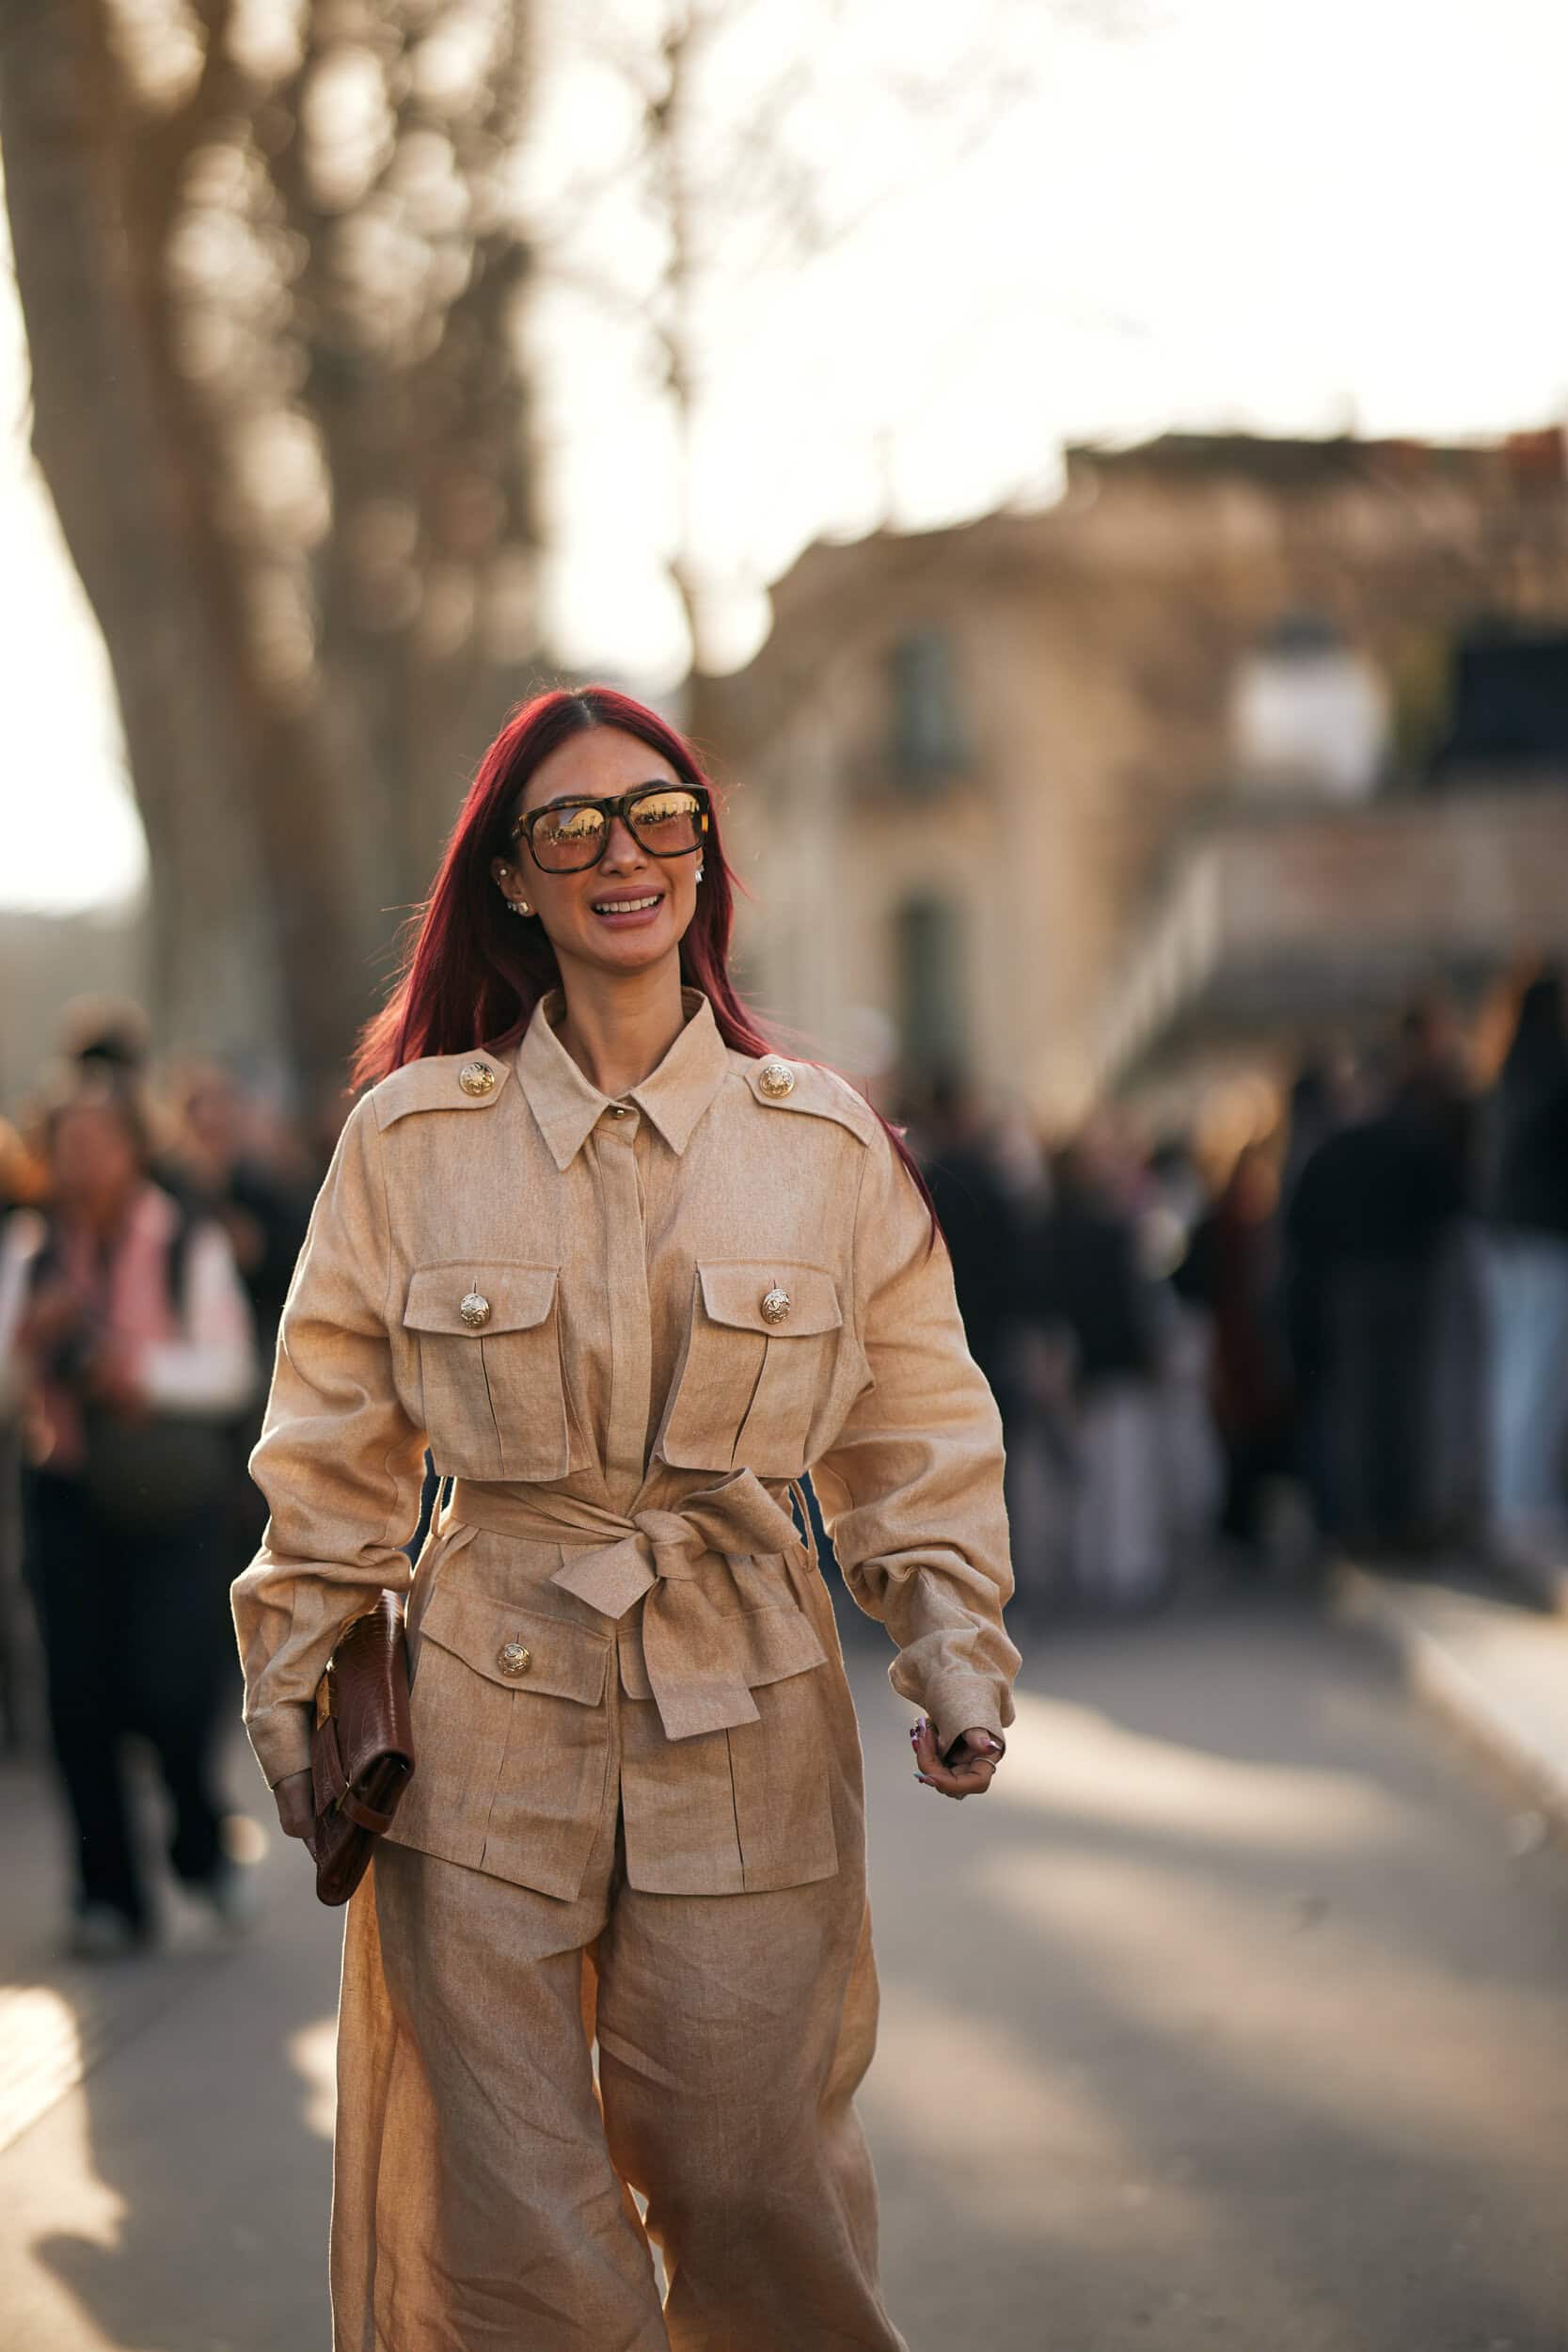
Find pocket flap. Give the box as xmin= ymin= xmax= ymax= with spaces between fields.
xmin=403 ymin=1262 xmax=559 ymax=1337
xmin=696 ymin=1261 xmax=842 ymax=1338
xmin=417 ymin=1582 xmax=610 ymax=1705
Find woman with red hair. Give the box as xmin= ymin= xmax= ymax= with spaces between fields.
xmin=232 ymin=686 xmax=1017 ymax=2350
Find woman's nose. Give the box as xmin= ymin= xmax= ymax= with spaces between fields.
xmin=598 ymin=815 xmax=646 ymax=867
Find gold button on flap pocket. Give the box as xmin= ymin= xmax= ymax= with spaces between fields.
xmin=458 ymin=1059 xmax=497 ymax=1097
xmin=657 ymin=1261 xmax=844 ymax=1478
xmin=386 ymin=1585 xmax=610 ymax=1901
xmin=402 ymin=1262 xmax=580 ymax=1484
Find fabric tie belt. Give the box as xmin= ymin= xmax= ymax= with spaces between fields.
xmin=443 ymin=1470 xmax=809 ymax=1741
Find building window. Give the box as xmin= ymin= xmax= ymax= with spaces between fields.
xmin=895 ymin=893 xmax=968 ymax=1076
xmin=887 ymin=628 xmax=972 ymax=792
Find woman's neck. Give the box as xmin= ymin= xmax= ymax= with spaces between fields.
xmin=553 ymin=957 xmax=689 ymax=1098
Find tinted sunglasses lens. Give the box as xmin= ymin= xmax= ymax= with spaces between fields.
xmin=629 ymin=788 xmax=705 ymax=855
xmin=531 ymin=804 xmax=607 ymax=869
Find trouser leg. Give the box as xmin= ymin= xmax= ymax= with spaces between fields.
xmin=22 ymin=1474 xmax=148 ymax=1929
xmin=595 ymin=1867 xmax=907 ymax=2352
xmin=354 ymin=1827 xmax=668 ymax=2352
xmin=120 ymin=1507 xmax=231 ymax=1886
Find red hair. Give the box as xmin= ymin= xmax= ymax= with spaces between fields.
xmin=351 ymin=686 xmax=936 ymax=1232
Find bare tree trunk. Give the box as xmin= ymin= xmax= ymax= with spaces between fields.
xmin=1 ymin=0 xmax=539 ymax=1093
xmin=0 ymin=0 xmax=285 ymax=1065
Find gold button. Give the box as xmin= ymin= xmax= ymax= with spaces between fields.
xmin=496 ymin=1640 xmax=532 ymax=1678
xmin=459 ymin=1291 xmax=491 ymax=1328
xmin=459 ymin=1060 xmax=497 ymax=1097
xmin=760 ymin=1286 xmax=791 ymax=1326
xmin=757 ymin=1058 xmax=795 ymax=1100
xmin=608 ymin=1104 xmax=630 ymax=1119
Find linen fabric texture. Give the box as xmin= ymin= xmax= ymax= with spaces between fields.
xmin=230 ymin=987 xmax=1019 ymax=2349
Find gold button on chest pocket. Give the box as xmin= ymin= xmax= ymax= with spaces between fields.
xmin=403 ymin=1261 xmax=578 ymax=1486
xmin=497 ymin=1640 xmax=532 ymax=1678
xmin=657 ymin=1261 xmax=844 ymax=1479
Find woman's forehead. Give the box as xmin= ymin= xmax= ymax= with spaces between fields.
xmin=521 ymin=726 xmax=676 ymax=808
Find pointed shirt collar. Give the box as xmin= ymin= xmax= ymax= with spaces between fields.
xmin=515 ymin=987 xmax=732 ymax=1170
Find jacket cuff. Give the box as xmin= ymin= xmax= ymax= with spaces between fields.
xmin=923 ymin=1674 xmax=1012 ymax=1758
xmin=245 ymin=1700 xmax=315 ymax=1789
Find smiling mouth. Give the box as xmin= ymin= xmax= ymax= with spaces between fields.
xmin=591 ymin=893 xmax=664 ymax=915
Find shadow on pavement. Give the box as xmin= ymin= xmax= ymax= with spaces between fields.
xmin=2 ymin=1724 xmax=341 ymax=2351
xmin=856 ymin=1588 xmax=1568 ymax=2352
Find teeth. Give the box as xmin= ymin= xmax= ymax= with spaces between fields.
xmin=594 ymin=896 xmax=660 ymax=914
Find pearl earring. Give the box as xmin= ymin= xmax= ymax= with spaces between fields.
xmin=695 ymin=859 xmax=705 ymax=883
xmin=513 ymin=898 xmax=531 ymax=916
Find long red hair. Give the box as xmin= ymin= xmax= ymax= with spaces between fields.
xmin=352 ymin=686 xmax=935 ymax=1232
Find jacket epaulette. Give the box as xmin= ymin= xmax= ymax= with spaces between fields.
xmin=370 ymin=1049 xmax=514 ymax=1133
xmin=738 ymin=1055 xmax=879 ymax=1149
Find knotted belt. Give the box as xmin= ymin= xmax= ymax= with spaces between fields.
xmin=444 ymin=1470 xmax=808 ymax=1741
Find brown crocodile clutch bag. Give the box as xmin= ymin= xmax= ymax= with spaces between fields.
xmin=309 ymin=1591 xmax=416 ymax=1907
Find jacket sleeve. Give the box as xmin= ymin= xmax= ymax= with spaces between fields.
xmin=811 ymin=1125 xmax=1020 ymax=1754
xmin=230 ymin=1098 xmax=428 ymax=1788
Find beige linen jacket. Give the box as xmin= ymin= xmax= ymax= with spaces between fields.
xmin=232 ymin=989 xmax=1019 ymax=1901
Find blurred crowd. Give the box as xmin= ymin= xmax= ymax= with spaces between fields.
xmin=906 ymin=968 xmax=1568 ymax=1623
xmin=4 ymin=972 xmax=1568 ymax=1958
xmin=0 ymin=999 xmax=341 ymax=1958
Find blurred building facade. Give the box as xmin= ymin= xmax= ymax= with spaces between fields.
xmin=711 ymin=429 xmax=1568 ymax=1118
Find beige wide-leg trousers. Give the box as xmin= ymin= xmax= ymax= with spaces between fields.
xmin=328 ymin=1715 xmax=907 ymax=2351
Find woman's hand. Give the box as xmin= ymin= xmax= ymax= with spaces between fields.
xmin=910 ymin=1717 xmax=1005 ymax=1800
xmin=273 ymin=1768 xmax=316 ymax=1843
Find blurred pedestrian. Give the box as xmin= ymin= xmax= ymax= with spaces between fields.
xmin=1019 ymin=1117 xmax=1168 ymax=1608
xmin=1175 ymin=1144 xmax=1294 ymax=1564
xmin=1393 ymin=1001 xmax=1486 ymax=1546
xmin=913 ymin=1070 xmax=1018 ymax=1414
xmin=0 ymin=1083 xmax=258 ymax=1956
xmin=1284 ymin=1049 xmax=1466 ymax=1559
xmin=169 ymin=1062 xmax=312 ymax=1559
xmin=168 ymin=1062 xmax=311 ymax=1368
xmin=1479 ymin=970 xmax=1568 ymax=1562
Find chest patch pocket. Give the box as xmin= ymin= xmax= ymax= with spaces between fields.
xmin=403 ymin=1262 xmax=584 ymax=1483
xmin=657 ymin=1260 xmax=843 ymax=1479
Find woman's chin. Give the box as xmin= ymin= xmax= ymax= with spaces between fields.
xmin=562 ymin=922 xmax=686 ymax=981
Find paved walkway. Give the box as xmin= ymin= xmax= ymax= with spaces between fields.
xmin=1338 ymin=1562 xmax=1568 ymax=1835
xmin=2 ymin=1592 xmax=1566 ymax=2350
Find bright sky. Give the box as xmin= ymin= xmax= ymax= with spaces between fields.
xmin=4 ymin=0 xmax=1566 ymax=912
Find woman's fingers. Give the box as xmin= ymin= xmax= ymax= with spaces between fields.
xmin=908 ymin=1718 xmax=1003 ymax=1801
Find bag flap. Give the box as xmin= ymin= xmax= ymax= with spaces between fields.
xmin=403 ymin=1262 xmax=559 ymax=1337
xmin=327 ymin=1594 xmax=414 ymax=1784
xmin=418 ymin=1581 xmax=610 ymax=1706
xmin=696 ymin=1261 xmax=842 ymax=1338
